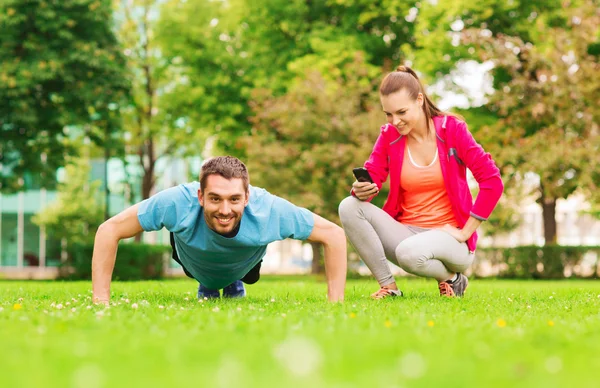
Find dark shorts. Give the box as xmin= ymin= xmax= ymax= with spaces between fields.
xmin=169 ymin=233 xmax=262 ymax=285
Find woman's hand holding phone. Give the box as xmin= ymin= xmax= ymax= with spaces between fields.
xmin=352 ymin=181 xmax=379 ymax=201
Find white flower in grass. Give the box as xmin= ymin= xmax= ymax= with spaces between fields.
xmin=184 ymin=297 xmax=189 ymax=301
xmin=66 ymin=302 xmax=71 ymax=306
xmin=71 ymin=308 xmax=77 ymax=313
xmin=399 ymin=352 xmax=427 ymax=379
xmin=131 ymin=303 xmax=138 ymax=309
xmin=125 ymin=299 xmax=130 ymax=304
xmin=216 ymin=357 xmax=246 ymax=386
xmin=72 ymin=364 xmax=104 ymax=388
xmin=198 ymin=299 xmax=204 ymax=303
xmin=159 ymin=305 xmax=165 ymax=309
xmin=270 ymin=298 xmax=275 ymax=303
xmin=56 ymin=304 xmax=64 ymax=310
xmin=273 ymin=337 xmax=322 ymax=377
xmin=141 ymin=300 xmax=149 ymax=306
xmin=545 ymin=356 xmax=563 ymax=374
xmin=86 ymin=306 xmax=92 ymax=310
xmin=50 ymin=302 xmax=56 ymax=308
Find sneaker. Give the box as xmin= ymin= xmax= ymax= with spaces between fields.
xmin=438 ymin=281 xmax=455 ymax=297
xmin=449 ymin=273 xmax=469 ymax=297
xmin=370 ymin=287 xmax=403 ymax=299
xmin=198 ymin=284 xmax=220 ymax=299
xmin=222 ymin=280 xmax=246 ymax=298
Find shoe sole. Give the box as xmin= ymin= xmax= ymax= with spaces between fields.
xmin=455 ymin=276 xmax=469 ymax=297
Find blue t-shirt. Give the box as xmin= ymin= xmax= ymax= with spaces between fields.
xmin=137 ymin=182 xmax=315 ymax=289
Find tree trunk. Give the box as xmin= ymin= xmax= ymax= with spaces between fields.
xmin=141 ymin=165 xmax=154 ymax=201
xmin=104 ymin=125 xmax=110 ymax=221
xmin=541 ymin=196 xmax=557 ymax=245
xmin=135 ymin=140 xmax=155 ymax=243
xmin=310 ymin=241 xmax=324 ymax=274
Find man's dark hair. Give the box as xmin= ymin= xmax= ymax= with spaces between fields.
xmin=199 ymin=156 xmax=250 ymax=193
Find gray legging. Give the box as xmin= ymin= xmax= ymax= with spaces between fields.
xmin=338 ymin=196 xmax=474 ymax=285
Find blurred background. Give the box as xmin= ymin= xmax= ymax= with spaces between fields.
xmin=0 ymin=0 xmax=598 ymax=281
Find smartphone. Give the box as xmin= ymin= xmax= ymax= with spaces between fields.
xmin=352 ymin=167 xmax=374 ymax=183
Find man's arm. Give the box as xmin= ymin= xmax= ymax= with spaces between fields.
xmin=306 ymin=214 xmax=347 ymax=302
xmin=92 ymin=204 xmax=144 ymax=304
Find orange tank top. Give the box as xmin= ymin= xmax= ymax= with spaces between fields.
xmin=398 ymin=145 xmax=458 ymax=228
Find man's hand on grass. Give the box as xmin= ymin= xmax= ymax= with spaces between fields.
xmin=93 ymin=296 xmax=110 ymax=306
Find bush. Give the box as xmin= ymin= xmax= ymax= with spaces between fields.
xmin=473 ymin=245 xmax=600 ymax=279
xmin=60 ymin=243 xmax=171 ymax=280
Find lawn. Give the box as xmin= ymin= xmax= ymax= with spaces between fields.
xmin=1 ymin=277 xmax=599 ymax=388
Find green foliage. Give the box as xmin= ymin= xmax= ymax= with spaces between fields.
xmin=461 ymin=1 xmax=599 ymax=243
xmin=0 ymin=0 xmax=129 ymax=192
xmin=408 ymin=0 xmax=565 ymax=78
xmin=157 ymin=0 xmax=249 ymax=156
xmin=242 ymin=57 xmax=385 ymax=223
xmin=60 ymin=242 xmax=170 ymax=280
xmin=32 ymin=157 xmax=104 ymax=246
xmin=114 ymin=0 xmax=217 ymax=200
xmin=475 ymin=245 xmax=600 ymax=279
xmin=157 ymin=0 xmax=419 ymax=155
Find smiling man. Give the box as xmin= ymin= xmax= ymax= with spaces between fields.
xmin=92 ymin=156 xmax=347 ymax=304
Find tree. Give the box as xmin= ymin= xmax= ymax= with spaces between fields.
xmin=114 ymin=0 xmax=214 ymax=204
xmin=461 ymin=1 xmax=599 ymax=244
xmin=33 ymin=156 xmax=104 ymax=246
xmin=157 ymin=0 xmax=419 ymax=155
xmin=406 ymin=0 xmax=565 ymax=80
xmin=243 ymin=57 xmax=385 ymax=273
xmin=0 ymin=0 xmax=129 ymax=192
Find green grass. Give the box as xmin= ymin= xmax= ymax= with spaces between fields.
xmin=1 ymin=277 xmax=599 ymax=388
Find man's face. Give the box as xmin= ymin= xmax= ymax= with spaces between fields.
xmin=198 ymin=175 xmax=249 ymax=236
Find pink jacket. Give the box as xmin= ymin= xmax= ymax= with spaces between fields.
xmin=361 ymin=115 xmax=504 ymax=252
